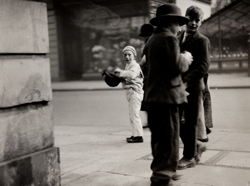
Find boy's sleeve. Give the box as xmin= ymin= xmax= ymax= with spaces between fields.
xmin=165 ymin=36 xmax=189 ymax=75
xmin=119 ymin=64 xmax=139 ymax=79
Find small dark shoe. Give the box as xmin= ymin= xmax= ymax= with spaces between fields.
xmin=177 ymin=157 xmax=196 ymax=170
xmin=151 ymin=178 xmax=180 ymax=186
xmin=172 ymin=174 xmax=182 ymax=181
xmin=198 ymin=137 xmax=209 ymax=142
xmin=127 ymin=136 xmax=143 ymax=143
xmin=126 ymin=136 xmax=134 ymax=140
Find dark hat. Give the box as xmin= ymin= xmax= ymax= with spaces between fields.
xmin=150 ymin=3 xmax=189 ymax=26
xmin=102 ymin=69 xmax=124 ymax=87
xmin=139 ymin=24 xmax=154 ymax=37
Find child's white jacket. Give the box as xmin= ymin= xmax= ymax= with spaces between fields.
xmin=119 ymin=60 xmax=144 ymax=94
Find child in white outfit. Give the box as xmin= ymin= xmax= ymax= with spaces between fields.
xmin=115 ymin=46 xmax=144 ymax=143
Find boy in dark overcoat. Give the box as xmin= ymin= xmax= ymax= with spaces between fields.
xmin=143 ymin=3 xmax=193 ymax=186
xmin=177 ymin=5 xmax=212 ymax=170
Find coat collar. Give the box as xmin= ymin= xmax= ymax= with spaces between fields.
xmin=179 ymin=31 xmax=200 ymax=49
xmin=154 ymin=27 xmax=174 ymax=35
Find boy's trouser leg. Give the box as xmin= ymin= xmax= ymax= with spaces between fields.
xmin=197 ymin=91 xmax=207 ymax=140
xmin=126 ymin=88 xmax=143 ymax=136
xmin=148 ymin=103 xmax=179 ymax=182
xmin=180 ymin=91 xmax=203 ymax=159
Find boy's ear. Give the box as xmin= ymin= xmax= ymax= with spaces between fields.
xmin=200 ymin=16 xmax=204 ymax=23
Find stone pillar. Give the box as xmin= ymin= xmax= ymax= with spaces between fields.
xmin=0 ymin=0 xmax=60 ymax=185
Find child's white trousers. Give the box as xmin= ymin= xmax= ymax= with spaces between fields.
xmin=126 ymin=88 xmax=143 ymax=137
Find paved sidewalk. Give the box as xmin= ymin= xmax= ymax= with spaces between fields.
xmin=52 ymin=73 xmax=250 ymax=91
xmin=55 ymin=126 xmax=250 ymax=186
xmin=52 ymin=73 xmax=250 ymax=186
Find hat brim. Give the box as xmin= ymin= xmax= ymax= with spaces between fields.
xmin=150 ymin=15 xmax=189 ymax=26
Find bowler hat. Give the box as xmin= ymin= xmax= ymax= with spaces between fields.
xmin=150 ymin=3 xmax=189 ymax=26
xmin=102 ymin=69 xmax=124 ymax=87
xmin=139 ymin=24 xmax=154 ymax=37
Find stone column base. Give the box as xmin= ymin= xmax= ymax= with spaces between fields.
xmin=0 ymin=147 xmax=60 ymax=186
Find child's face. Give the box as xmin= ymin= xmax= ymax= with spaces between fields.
xmin=123 ymin=51 xmax=135 ymax=64
xmin=186 ymin=15 xmax=202 ymax=34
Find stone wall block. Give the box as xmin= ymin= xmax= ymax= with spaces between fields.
xmin=0 ymin=147 xmax=60 ymax=186
xmin=0 ymin=103 xmax=54 ymax=162
xmin=0 ymin=57 xmax=52 ymax=108
xmin=0 ymin=0 xmax=49 ymax=53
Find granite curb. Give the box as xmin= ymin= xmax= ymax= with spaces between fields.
xmin=52 ymin=73 xmax=250 ymax=91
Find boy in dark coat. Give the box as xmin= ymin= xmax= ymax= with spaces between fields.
xmin=143 ymin=3 xmax=193 ymax=186
xmin=177 ymin=6 xmax=212 ymax=170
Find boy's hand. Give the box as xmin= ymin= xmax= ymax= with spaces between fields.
xmin=114 ymin=68 xmax=121 ymax=76
xmin=101 ymin=69 xmax=107 ymax=76
xmin=182 ymin=51 xmax=193 ymax=65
